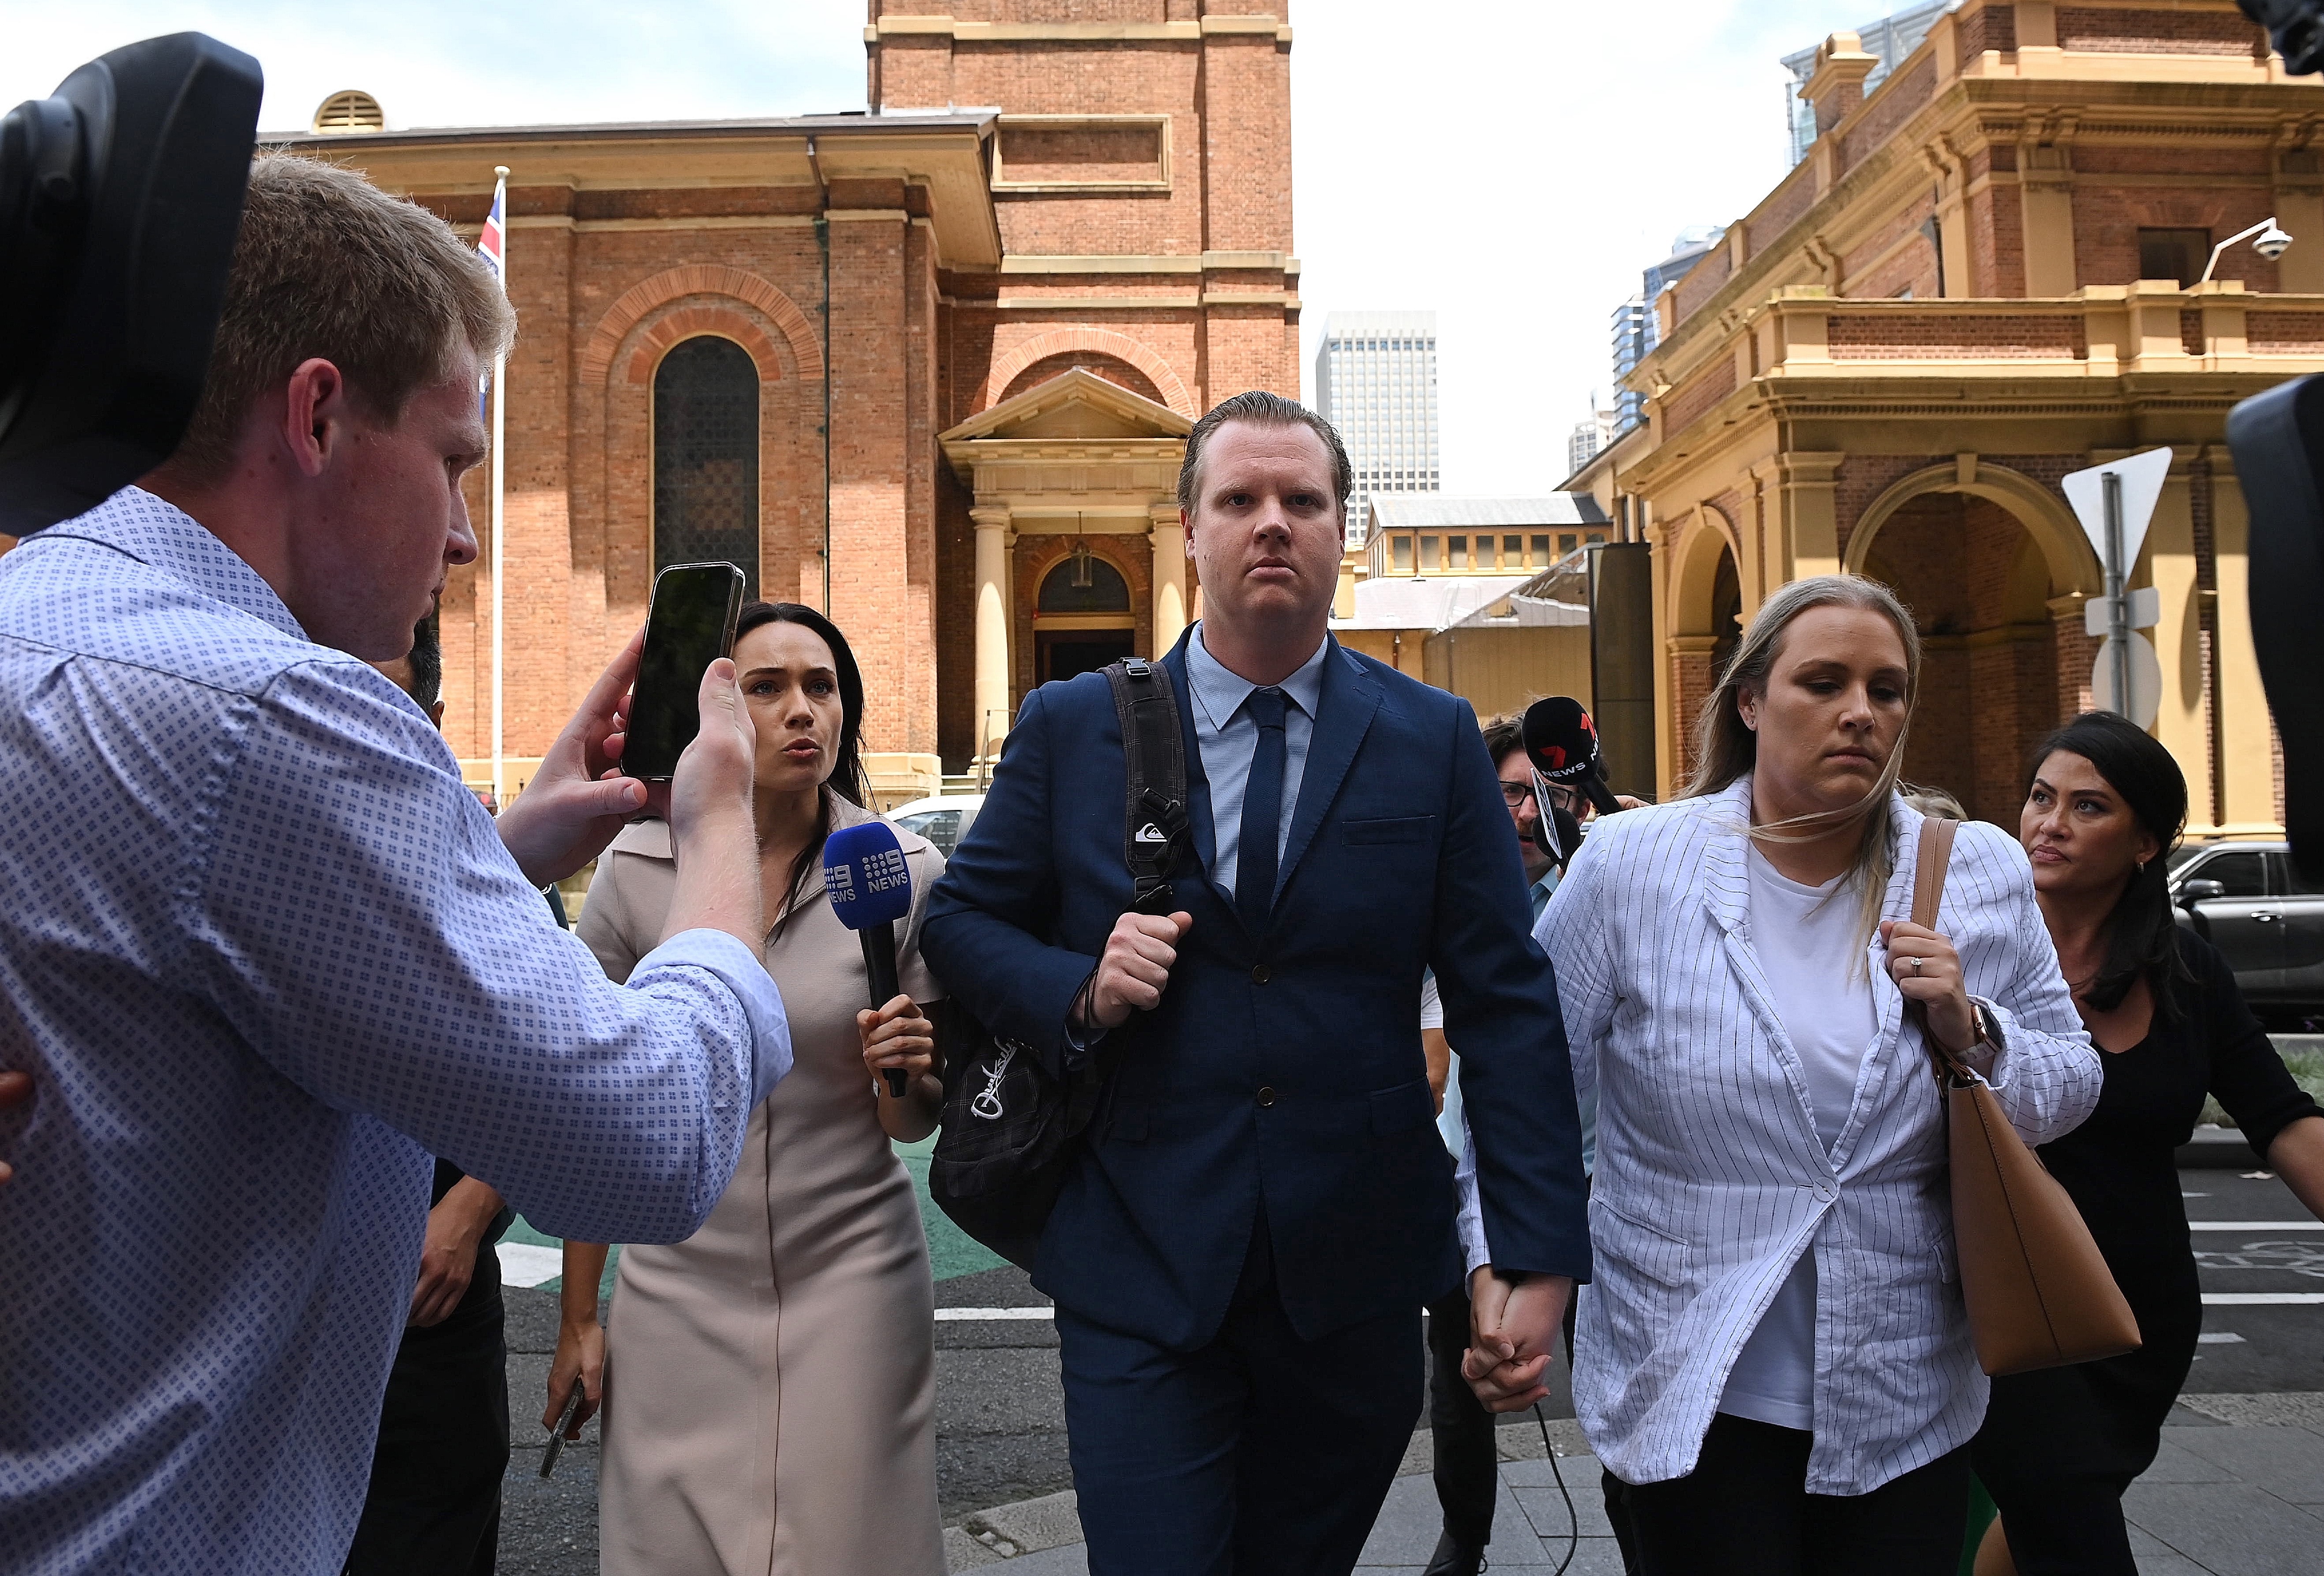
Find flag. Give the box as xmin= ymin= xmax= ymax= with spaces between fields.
xmin=477 ymin=171 xmax=507 ymax=418
xmin=477 ymin=175 xmax=507 ymax=289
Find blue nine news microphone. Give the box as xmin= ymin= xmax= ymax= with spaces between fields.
xmin=822 ymin=819 xmax=916 ymax=1096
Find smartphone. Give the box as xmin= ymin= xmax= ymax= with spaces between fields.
xmin=623 ymin=562 xmax=746 ymax=782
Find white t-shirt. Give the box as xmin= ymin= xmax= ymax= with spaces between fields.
xmin=1718 ymin=848 xmax=1878 ymax=1433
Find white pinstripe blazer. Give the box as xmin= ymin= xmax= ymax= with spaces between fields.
xmin=1483 ymin=782 xmax=2100 ymax=1494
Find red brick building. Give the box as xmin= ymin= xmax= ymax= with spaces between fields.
xmin=280 ymin=2 xmax=1299 ymax=797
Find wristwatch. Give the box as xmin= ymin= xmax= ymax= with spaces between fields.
xmin=1967 ymin=1000 xmax=2001 ymax=1051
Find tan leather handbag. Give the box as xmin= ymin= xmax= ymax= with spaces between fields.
xmin=1911 ymin=817 xmax=2141 ymax=1377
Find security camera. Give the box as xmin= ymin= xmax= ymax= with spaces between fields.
xmin=2258 ymin=224 xmax=2295 ymax=261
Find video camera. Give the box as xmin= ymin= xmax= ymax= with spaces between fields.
xmin=0 ymin=33 xmax=260 ymax=536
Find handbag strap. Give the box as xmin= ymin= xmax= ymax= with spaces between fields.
xmin=1910 ymin=815 xmax=1966 ymax=1084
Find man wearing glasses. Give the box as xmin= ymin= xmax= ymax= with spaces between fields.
xmin=1420 ymin=710 xmax=1646 ymax=1575
xmin=1415 ymin=715 xmax=1566 ymax=1576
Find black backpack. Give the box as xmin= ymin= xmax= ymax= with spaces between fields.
xmin=928 ymin=657 xmax=1190 ymax=1271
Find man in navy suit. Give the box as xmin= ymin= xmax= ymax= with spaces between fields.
xmin=922 ymin=391 xmax=1590 ymax=1575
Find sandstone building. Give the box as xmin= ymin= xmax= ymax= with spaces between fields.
xmin=274 ymin=2 xmax=1300 ymax=798
xmin=1571 ymin=0 xmax=2324 ymax=833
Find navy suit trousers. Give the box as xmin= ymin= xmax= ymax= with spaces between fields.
xmin=1058 ymin=1216 xmax=1422 ymax=1576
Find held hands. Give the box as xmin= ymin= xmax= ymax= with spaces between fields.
xmin=1079 ymin=911 xmax=1195 ymax=1031
xmin=1463 ymin=1265 xmax=1573 ymax=1413
xmin=859 ymin=994 xmax=937 ymax=1095
xmin=1877 ymin=920 xmax=1984 ymax=1061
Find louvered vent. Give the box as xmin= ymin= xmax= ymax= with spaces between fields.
xmin=311 ymin=90 xmax=385 ymax=134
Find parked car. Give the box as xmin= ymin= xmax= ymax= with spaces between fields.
xmin=887 ymin=794 xmax=985 ymax=858
xmin=2170 ymin=839 xmax=2324 ymax=1019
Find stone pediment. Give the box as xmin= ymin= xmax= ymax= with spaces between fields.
xmin=941 ymin=367 xmax=1192 ymax=499
xmin=942 ymin=367 xmax=1193 ymax=445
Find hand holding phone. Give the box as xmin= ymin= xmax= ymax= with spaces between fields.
xmin=623 ymin=563 xmax=747 ymax=782
xmin=541 ymin=1379 xmax=586 ymax=1478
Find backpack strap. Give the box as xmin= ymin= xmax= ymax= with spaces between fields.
xmin=1104 ymin=658 xmax=1191 ymax=914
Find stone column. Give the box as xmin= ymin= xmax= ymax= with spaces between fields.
xmin=972 ymin=505 xmax=1013 ymax=762
xmin=1766 ymin=452 xmax=1846 ymax=583
xmin=1149 ymin=504 xmax=1187 ymax=657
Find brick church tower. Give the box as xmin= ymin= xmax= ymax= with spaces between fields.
xmin=218 ymin=3 xmax=1297 ymax=797
xmin=871 ymin=2 xmax=1301 ymax=768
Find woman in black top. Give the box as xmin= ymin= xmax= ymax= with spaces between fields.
xmin=1972 ymin=712 xmax=2324 ymax=1575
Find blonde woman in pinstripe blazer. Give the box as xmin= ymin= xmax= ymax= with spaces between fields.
xmin=1462 ymin=576 xmax=2100 ymax=1576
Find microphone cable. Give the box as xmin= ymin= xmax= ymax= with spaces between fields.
xmin=1532 ymin=1401 xmax=1578 ymax=1576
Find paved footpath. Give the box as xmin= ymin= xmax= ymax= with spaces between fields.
xmin=940 ymin=1396 xmax=2324 ymax=1573
xmin=489 ymin=1164 xmax=2322 ymax=1572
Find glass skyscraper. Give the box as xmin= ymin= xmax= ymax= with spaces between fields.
xmin=1314 ymin=311 xmax=1439 ymax=546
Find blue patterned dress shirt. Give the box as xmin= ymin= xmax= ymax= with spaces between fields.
xmin=0 ymin=489 xmax=792 ymax=1574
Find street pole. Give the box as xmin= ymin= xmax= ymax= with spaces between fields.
xmin=2104 ymin=468 xmax=2131 ymax=717
xmin=490 ymin=165 xmax=509 ymax=811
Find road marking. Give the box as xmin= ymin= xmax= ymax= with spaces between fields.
xmin=499 ymin=1242 xmax=564 ymax=1287
xmin=2188 ymin=1221 xmax=2322 ymax=1231
xmin=935 ymin=1306 xmax=1055 ymax=1321
xmin=2201 ymin=1293 xmax=2324 ymax=1305
xmin=2198 ymin=1332 xmax=2247 ymax=1343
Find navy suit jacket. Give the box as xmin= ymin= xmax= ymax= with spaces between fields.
xmin=921 ymin=631 xmax=1591 ymax=1350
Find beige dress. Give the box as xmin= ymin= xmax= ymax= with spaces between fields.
xmin=579 ymin=797 xmax=946 ymax=1576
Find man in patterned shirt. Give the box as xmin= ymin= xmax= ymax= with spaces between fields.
xmin=0 ymin=155 xmax=788 ymax=1574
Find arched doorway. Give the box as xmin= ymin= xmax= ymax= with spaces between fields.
xmin=1035 ymin=550 xmax=1134 ymax=681
xmin=1710 ymin=546 xmax=1742 ymax=685
xmin=1668 ymin=512 xmax=1744 ymax=785
xmin=1855 ymin=483 xmax=2076 ymax=822
xmin=653 ymin=335 xmax=760 ymax=596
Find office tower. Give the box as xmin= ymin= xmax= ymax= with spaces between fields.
xmin=1314 ymin=311 xmax=1439 ymax=546
xmin=1609 ymin=228 xmax=1725 ymax=435
xmin=1781 ymin=1 xmax=1952 ymax=166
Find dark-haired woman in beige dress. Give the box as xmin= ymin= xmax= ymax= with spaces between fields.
xmin=546 ymin=602 xmax=946 ymax=1575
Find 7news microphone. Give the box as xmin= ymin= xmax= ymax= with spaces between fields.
xmin=1521 ymin=696 xmax=1622 ymax=816
xmin=822 ymin=819 xmax=915 ymax=1097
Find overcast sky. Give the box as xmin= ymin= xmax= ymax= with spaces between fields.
xmin=2 ymin=0 xmax=1861 ymax=493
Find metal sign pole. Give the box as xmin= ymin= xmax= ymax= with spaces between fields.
xmin=2103 ymin=469 xmax=2130 ymax=717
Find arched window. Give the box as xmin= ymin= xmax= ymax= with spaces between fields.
xmin=653 ymin=335 xmax=759 ymax=596
xmin=1038 ymin=553 xmax=1131 ymax=613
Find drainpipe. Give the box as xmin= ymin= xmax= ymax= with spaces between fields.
xmin=809 ymin=134 xmax=833 ymax=613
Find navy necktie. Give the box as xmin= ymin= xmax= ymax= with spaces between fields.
xmin=1237 ymin=686 xmax=1288 ymax=932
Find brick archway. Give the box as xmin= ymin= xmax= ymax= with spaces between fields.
xmin=1010 ymin=533 xmax=1153 ymax=698
xmin=1667 ymin=510 xmax=1742 ymax=783
xmin=979 ymin=328 xmax=1193 ymax=417
xmin=1843 ymin=462 xmax=2099 ymax=597
xmin=623 ymin=309 xmax=783 ymax=386
xmin=1845 ymin=466 xmax=2090 ymax=820
xmin=579 ymin=264 xmax=824 ymax=386
xmin=593 ymin=295 xmax=818 ymax=628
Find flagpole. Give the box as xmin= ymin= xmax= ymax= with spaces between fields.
xmin=489 ymin=165 xmax=510 ymax=811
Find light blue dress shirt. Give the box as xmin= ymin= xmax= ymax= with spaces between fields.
xmin=0 ymin=489 xmax=792 ymax=1575
xmin=1431 ymin=869 xmax=1592 ymax=1169
xmin=1182 ymin=621 xmax=1329 ymax=899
